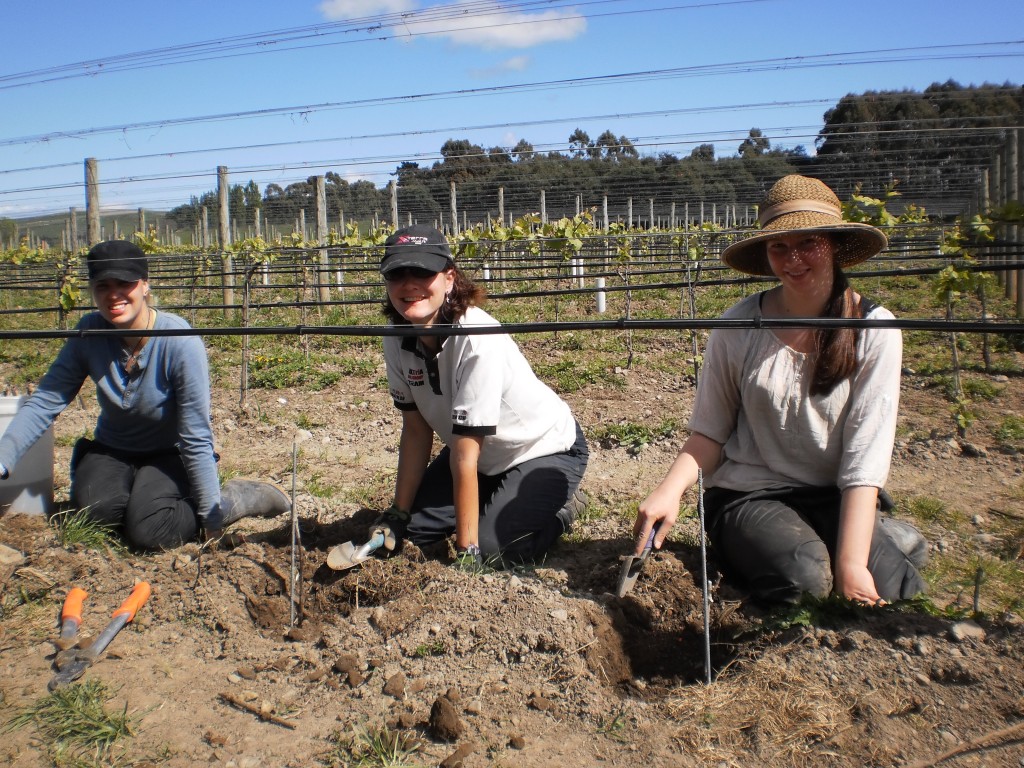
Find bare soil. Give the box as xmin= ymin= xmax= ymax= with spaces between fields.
xmin=2 ymin=347 xmax=1024 ymax=767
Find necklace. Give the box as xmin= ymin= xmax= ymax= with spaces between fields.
xmin=123 ymin=308 xmax=155 ymax=375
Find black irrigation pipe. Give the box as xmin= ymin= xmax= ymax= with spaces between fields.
xmin=1 ymin=316 xmax=1023 ymax=343
xmin=4 ymin=259 xmax=1024 ymax=319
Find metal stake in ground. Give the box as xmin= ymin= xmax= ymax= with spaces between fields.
xmin=697 ymin=468 xmax=712 ymax=685
xmin=289 ymin=441 xmax=300 ymax=628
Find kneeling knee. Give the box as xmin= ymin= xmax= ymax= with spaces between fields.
xmin=750 ymin=560 xmax=833 ymax=604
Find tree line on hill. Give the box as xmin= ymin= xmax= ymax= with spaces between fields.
xmin=164 ymin=81 xmax=1022 ymax=231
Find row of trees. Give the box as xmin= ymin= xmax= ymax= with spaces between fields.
xmin=165 ymin=127 xmax=803 ymax=231
xmin=164 ymin=81 xmax=1022 ymax=232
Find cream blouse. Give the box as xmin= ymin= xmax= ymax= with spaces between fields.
xmin=689 ymin=292 xmax=902 ymax=492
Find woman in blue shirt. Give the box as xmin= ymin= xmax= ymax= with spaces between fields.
xmin=0 ymin=241 xmax=288 ymax=548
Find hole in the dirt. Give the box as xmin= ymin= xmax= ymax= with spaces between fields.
xmin=225 ymin=529 xmax=744 ymax=689
xmin=597 ymin=551 xmax=744 ymax=686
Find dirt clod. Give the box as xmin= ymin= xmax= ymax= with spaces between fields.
xmin=440 ymin=742 xmax=475 ymax=768
xmin=429 ymin=695 xmax=465 ymax=742
xmin=383 ymin=672 xmax=406 ymax=698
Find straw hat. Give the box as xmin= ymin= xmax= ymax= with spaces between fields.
xmin=721 ymin=175 xmax=887 ymax=277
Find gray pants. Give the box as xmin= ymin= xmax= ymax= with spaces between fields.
xmin=704 ymin=485 xmax=927 ymax=604
xmin=405 ymin=423 xmax=588 ymax=565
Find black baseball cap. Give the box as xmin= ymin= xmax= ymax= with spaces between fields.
xmin=87 ymin=241 xmax=149 ymax=282
xmin=379 ymin=225 xmax=453 ymax=275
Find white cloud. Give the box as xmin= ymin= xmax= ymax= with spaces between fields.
xmin=425 ymin=10 xmax=585 ymax=49
xmin=319 ymin=0 xmax=415 ymax=18
xmin=318 ymin=2 xmax=586 ymax=50
xmin=469 ymin=55 xmax=531 ymax=79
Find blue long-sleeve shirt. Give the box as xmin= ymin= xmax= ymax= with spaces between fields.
xmin=0 ymin=310 xmax=221 ymax=525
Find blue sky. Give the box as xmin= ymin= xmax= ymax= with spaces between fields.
xmin=1 ymin=0 xmax=1021 ymax=219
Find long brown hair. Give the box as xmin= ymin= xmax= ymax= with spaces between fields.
xmin=810 ymin=263 xmax=859 ymax=395
xmin=381 ymin=266 xmax=486 ymax=325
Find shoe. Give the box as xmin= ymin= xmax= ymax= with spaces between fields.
xmin=556 ymin=489 xmax=589 ymax=532
xmin=220 ymin=479 xmax=291 ymax=527
xmin=880 ymin=517 xmax=929 ymax=569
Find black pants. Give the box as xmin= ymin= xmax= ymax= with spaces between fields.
xmin=70 ymin=438 xmax=199 ymax=550
xmin=405 ymin=422 xmax=589 ymax=565
xmin=703 ymin=485 xmax=927 ymax=604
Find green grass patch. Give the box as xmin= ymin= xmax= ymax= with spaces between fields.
xmin=320 ymin=723 xmax=422 ymax=768
xmin=961 ymin=378 xmax=1004 ymax=401
xmin=50 ymin=508 xmax=123 ymax=553
xmin=590 ymin=418 xmax=680 ymax=451
xmin=896 ymin=495 xmax=965 ymax=529
xmin=3 ymin=680 xmax=134 ymax=765
xmin=533 ymin=357 xmax=622 ymax=393
xmin=296 ymin=412 xmax=324 ymax=430
xmin=340 ymin=470 xmax=396 ymax=510
xmin=248 ymin=350 xmax=341 ymax=390
xmin=996 ymin=415 xmax=1024 ymax=445
xmin=925 ymin=554 xmax=1024 ymax=616
xmin=411 ymin=640 xmax=446 ymax=658
xmin=306 ymin=472 xmax=339 ymax=499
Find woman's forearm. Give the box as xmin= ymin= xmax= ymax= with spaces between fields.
xmin=834 ymin=485 xmax=882 ymax=601
xmin=450 ymin=435 xmax=483 ymax=549
xmin=394 ymin=412 xmax=433 ymax=512
xmin=836 ymin=486 xmax=878 ymax=567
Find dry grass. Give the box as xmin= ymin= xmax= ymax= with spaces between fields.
xmin=668 ymin=655 xmax=849 ymax=766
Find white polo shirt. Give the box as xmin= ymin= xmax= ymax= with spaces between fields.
xmin=384 ymin=306 xmax=577 ymax=476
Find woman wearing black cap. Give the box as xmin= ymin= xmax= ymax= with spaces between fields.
xmin=373 ymin=225 xmax=589 ymax=568
xmin=0 ymin=240 xmax=289 ymax=549
xmin=633 ymin=176 xmax=927 ymax=605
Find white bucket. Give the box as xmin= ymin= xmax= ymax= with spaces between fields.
xmin=0 ymin=396 xmax=55 ymax=516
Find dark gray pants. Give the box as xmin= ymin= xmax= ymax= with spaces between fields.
xmin=704 ymin=485 xmax=927 ymax=604
xmin=405 ymin=423 xmax=588 ymax=565
xmin=70 ymin=438 xmax=199 ymax=550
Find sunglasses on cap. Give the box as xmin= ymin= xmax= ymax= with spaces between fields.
xmin=383 ymin=267 xmax=440 ymax=282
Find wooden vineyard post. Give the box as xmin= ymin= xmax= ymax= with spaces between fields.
xmin=85 ymin=158 xmax=100 ymax=246
xmin=1002 ymin=133 xmax=1017 ymax=306
xmin=450 ymin=181 xmax=458 ymax=235
xmin=990 ymin=153 xmax=1004 ymax=291
xmin=218 ymin=166 xmax=234 ymax=318
xmin=1017 ymin=129 xmax=1024 ymax=318
xmin=389 ymin=180 xmax=398 ymax=228
xmin=69 ymin=208 xmax=79 ymax=252
xmin=315 ymin=175 xmax=330 ymax=304
xmin=1007 ymin=129 xmax=1022 ymax=317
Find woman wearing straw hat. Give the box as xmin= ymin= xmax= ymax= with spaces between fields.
xmin=373 ymin=225 xmax=589 ymax=570
xmin=0 ymin=240 xmax=290 ymax=549
xmin=633 ymin=175 xmax=927 ymax=605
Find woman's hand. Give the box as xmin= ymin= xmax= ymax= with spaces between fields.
xmin=633 ymin=433 xmax=722 ymax=555
xmin=835 ymin=561 xmax=884 ymax=605
xmin=634 ymin=485 xmax=682 ymax=554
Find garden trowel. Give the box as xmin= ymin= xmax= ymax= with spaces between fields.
xmin=326 ymin=530 xmax=387 ymax=570
xmin=615 ymin=522 xmax=660 ymax=597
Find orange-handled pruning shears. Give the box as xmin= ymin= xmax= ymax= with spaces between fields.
xmin=49 ymin=582 xmax=152 ymax=691
xmin=55 ymin=587 xmax=88 ymax=650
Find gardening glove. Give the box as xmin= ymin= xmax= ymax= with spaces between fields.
xmin=452 ymin=544 xmax=484 ymax=574
xmin=0 ymin=462 xmax=8 ymax=480
xmin=370 ymin=503 xmax=409 ymax=551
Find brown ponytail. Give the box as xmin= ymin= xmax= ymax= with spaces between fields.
xmin=810 ymin=263 xmax=859 ymax=395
